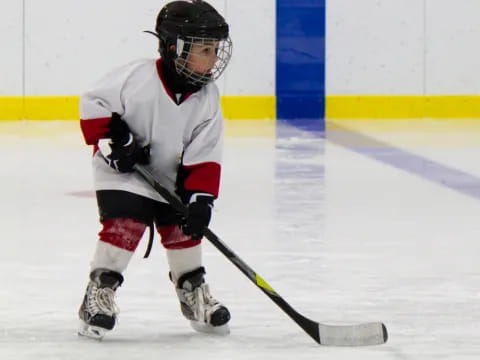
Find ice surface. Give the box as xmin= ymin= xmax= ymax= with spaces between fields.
xmin=0 ymin=120 xmax=479 ymax=359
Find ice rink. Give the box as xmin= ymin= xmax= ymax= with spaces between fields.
xmin=1 ymin=119 xmax=479 ymax=359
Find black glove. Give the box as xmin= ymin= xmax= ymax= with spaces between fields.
xmin=104 ymin=113 xmax=150 ymax=173
xmin=181 ymin=195 xmax=214 ymax=240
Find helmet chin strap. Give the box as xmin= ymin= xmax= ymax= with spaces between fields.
xmin=143 ymin=30 xmax=159 ymax=38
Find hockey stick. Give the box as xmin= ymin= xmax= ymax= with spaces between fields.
xmin=134 ymin=164 xmax=388 ymax=346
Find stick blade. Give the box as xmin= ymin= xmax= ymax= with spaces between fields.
xmin=318 ymin=322 xmax=388 ymax=346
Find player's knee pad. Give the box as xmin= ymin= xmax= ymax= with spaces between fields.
xmin=99 ymin=218 xmax=147 ymax=251
xmin=158 ymin=224 xmax=201 ymax=249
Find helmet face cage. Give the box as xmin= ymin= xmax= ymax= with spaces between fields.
xmin=173 ymin=35 xmax=232 ymax=87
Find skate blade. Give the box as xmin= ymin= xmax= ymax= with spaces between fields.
xmin=78 ymin=321 xmax=108 ymax=340
xmin=190 ymin=321 xmax=230 ymax=335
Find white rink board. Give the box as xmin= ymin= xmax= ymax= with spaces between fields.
xmin=0 ymin=0 xmax=23 ymax=95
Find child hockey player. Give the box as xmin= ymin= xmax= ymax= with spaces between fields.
xmin=78 ymin=0 xmax=233 ymax=339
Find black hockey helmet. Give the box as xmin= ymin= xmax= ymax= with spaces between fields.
xmin=156 ymin=0 xmax=229 ymax=41
xmin=147 ymin=0 xmax=232 ymax=87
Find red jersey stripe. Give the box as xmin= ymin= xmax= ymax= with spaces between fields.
xmin=80 ymin=117 xmax=111 ymax=145
xmin=183 ymin=162 xmax=221 ymax=198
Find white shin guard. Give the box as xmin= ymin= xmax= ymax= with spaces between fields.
xmin=90 ymin=241 xmax=134 ymax=274
xmin=166 ymin=244 xmax=203 ymax=280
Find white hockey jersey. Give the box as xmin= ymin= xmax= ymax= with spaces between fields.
xmin=80 ymin=58 xmax=223 ymax=203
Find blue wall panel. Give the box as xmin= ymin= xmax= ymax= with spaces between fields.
xmin=276 ymin=0 xmax=326 ymax=131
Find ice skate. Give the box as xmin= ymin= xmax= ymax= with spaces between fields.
xmin=78 ymin=268 xmax=123 ymax=340
xmin=172 ymin=267 xmax=230 ymax=335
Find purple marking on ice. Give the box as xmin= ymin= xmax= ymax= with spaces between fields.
xmin=66 ymin=190 xmax=95 ymax=198
xmin=328 ymin=130 xmax=480 ymax=200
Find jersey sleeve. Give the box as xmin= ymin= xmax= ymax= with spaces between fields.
xmin=79 ymin=65 xmax=131 ymax=146
xmin=177 ymin=88 xmax=224 ymax=202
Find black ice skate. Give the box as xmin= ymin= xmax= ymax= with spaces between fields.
xmin=171 ymin=267 xmax=230 ymax=335
xmin=78 ymin=268 xmax=123 ymax=340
